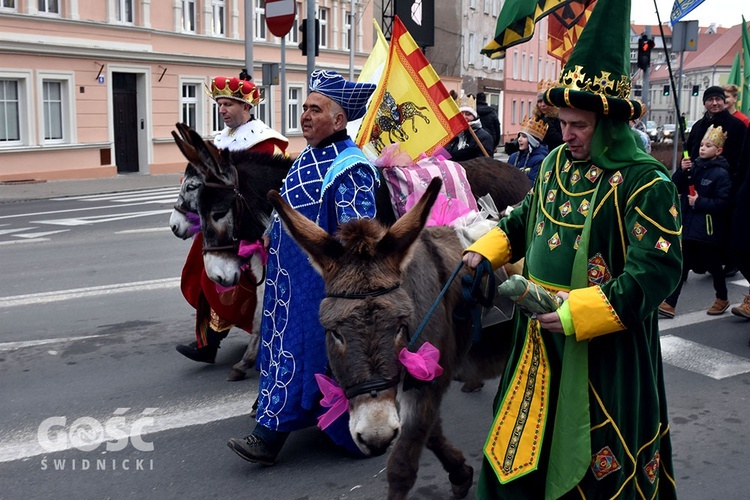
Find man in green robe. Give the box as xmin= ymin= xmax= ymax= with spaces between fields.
xmin=463 ymin=1 xmax=682 ymax=498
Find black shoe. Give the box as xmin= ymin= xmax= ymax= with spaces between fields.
xmin=724 ymin=266 xmax=739 ymax=278
xmin=175 ymin=341 xmax=218 ymax=364
xmin=227 ymin=435 xmax=277 ymax=466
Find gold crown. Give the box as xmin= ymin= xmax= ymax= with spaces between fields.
xmin=205 ymin=76 xmax=261 ymax=107
xmin=520 ymin=115 xmax=549 ymax=141
xmin=457 ymin=95 xmax=477 ymax=111
xmin=702 ymin=125 xmax=727 ymax=148
xmin=557 ymin=65 xmax=632 ymax=100
xmin=537 ymin=79 xmax=556 ymax=94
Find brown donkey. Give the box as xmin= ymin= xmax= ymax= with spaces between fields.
xmin=268 ymin=178 xmax=508 ymax=499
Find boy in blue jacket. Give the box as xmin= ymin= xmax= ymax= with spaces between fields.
xmin=659 ymin=125 xmax=732 ymax=318
xmin=508 ymin=115 xmax=549 ymax=183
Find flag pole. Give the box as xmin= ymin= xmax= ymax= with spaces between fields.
xmin=467 ymin=127 xmax=491 ymax=157
xmin=654 ymin=0 xmax=688 ymax=163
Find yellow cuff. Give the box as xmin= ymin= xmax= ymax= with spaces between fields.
xmin=463 ymin=226 xmax=511 ymax=270
xmin=568 ymin=286 xmax=626 ymax=340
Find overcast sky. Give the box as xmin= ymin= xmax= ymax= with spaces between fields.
xmin=629 ymin=0 xmax=750 ymax=28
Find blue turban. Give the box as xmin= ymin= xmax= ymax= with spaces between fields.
xmin=308 ymin=70 xmax=376 ymax=121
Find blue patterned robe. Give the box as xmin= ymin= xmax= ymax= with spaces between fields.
xmin=256 ymin=136 xmax=378 ymax=446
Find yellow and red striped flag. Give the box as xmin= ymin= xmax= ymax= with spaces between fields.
xmin=356 ymin=16 xmax=468 ymax=161
xmin=547 ymin=0 xmax=597 ymax=64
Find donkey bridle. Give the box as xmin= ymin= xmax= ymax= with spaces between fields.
xmin=201 ymin=165 xmax=251 ymax=254
xmin=326 ymin=283 xmax=403 ymax=399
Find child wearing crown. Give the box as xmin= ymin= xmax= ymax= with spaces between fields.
xmin=508 ymin=115 xmax=549 ymax=182
xmin=659 ymin=124 xmax=733 ymax=318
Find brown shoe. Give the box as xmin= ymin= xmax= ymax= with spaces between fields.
xmin=707 ymin=299 xmax=729 ymax=316
xmin=658 ymin=302 xmax=675 ymax=318
xmin=731 ymin=295 xmax=750 ymax=319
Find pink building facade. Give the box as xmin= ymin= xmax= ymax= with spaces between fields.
xmin=0 ymin=0 xmax=374 ymax=181
xmin=500 ymin=18 xmax=562 ymax=145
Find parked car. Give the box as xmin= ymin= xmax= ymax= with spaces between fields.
xmin=646 ymin=121 xmax=662 ymax=142
xmin=662 ymin=123 xmax=676 ymax=142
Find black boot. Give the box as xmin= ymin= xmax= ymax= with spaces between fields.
xmin=176 ymin=327 xmax=227 ymax=363
xmin=175 ymin=341 xmax=218 ymax=363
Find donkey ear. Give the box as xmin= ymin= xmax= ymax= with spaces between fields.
xmin=172 ymin=126 xmax=201 ymax=168
xmin=377 ymin=177 xmax=442 ymax=258
xmin=267 ymin=190 xmax=344 ymax=276
xmin=184 ymin=128 xmax=227 ymax=183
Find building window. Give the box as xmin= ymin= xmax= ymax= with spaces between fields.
xmin=468 ymin=34 xmax=475 ymax=66
xmin=483 ymin=0 xmax=489 ymax=14
xmin=0 ymin=80 xmax=21 ymax=143
xmin=482 ymin=37 xmax=489 ymax=68
xmin=211 ymin=101 xmax=224 ymax=135
xmin=511 ymin=100 xmax=517 ymax=125
xmin=42 ymin=81 xmax=64 ymax=142
xmin=317 ymin=7 xmax=328 ymax=48
xmin=1 ymin=0 xmax=16 ymax=10
xmin=181 ymin=83 xmax=199 ymax=131
xmin=343 ymin=11 xmax=353 ymax=51
xmin=255 ymin=87 xmax=269 ymax=125
xmin=181 ymin=0 xmax=196 ymax=32
xmin=521 ymin=54 xmax=526 ymax=81
xmin=38 ymin=0 xmax=59 ymax=14
xmin=520 ymin=101 xmax=525 ymax=121
xmin=286 ymin=6 xmax=299 ymax=44
xmin=470 ymin=0 xmax=476 ymax=10
xmin=492 ymin=0 xmax=499 ymax=17
xmin=212 ymin=0 xmax=225 ymax=36
xmin=513 ymin=51 xmax=518 ymax=79
xmin=538 ymin=59 xmax=543 ymax=83
xmin=529 ymin=55 xmax=534 ymax=81
xmin=287 ymin=86 xmax=301 ymax=131
xmin=115 ymin=0 xmax=133 ymax=23
xmin=255 ymin=0 xmax=266 ymax=40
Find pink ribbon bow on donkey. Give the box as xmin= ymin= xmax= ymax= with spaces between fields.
xmin=213 ymin=239 xmax=269 ymax=294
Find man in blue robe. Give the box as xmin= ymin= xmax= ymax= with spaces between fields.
xmin=227 ymin=70 xmax=379 ymax=465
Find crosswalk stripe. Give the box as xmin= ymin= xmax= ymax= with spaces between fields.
xmin=51 ymin=187 xmax=180 ymax=202
xmin=660 ymin=334 xmax=750 ymax=379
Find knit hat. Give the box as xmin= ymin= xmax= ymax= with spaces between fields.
xmin=308 ymin=70 xmax=376 ymax=121
xmin=206 ymin=76 xmax=261 ymax=108
xmin=457 ymin=95 xmax=478 ymax=119
xmin=542 ymin=0 xmax=643 ymax=120
xmin=703 ymin=86 xmax=726 ymax=103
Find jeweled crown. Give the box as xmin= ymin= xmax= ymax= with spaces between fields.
xmin=537 ymin=79 xmax=556 ymax=95
xmin=703 ymin=125 xmax=727 ymax=148
xmin=557 ymin=66 xmax=632 ymax=100
xmin=205 ymin=76 xmax=261 ymax=107
xmin=520 ymin=115 xmax=549 ymax=141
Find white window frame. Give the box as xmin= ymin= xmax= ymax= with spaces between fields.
xmin=470 ymin=0 xmax=477 ymax=10
xmin=286 ymin=5 xmax=300 ymax=44
xmin=538 ymin=58 xmax=544 ymax=83
xmin=37 ymin=0 xmax=60 ymax=15
xmin=37 ymin=73 xmax=75 ymax=145
xmin=468 ymin=34 xmax=475 ymax=66
xmin=254 ymin=0 xmax=266 ymax=41
xmin=255 ymin=86 xmax=270 ymax=126
xmin=287 ymin=85 xmax=302 ymax=132
xmin=513 ymin=51 xmax=518 ymax=79
xmin=343 ymin=11 xmax=353 ymax=51
xmin=511 ymin=100 xmax=517 ymax=125
xmin=482 ymin=37 xmax=489 ymax=68
xmin=113 ymin=0 xmax=134 ymax=24
xmin=528 ymin=55 xmax=534 ymax=81
xmin=317 ymin=7 xmax=328 ymax=48
xmin=211 ymin=100 xmax=225 ymax=135
xmin=520 ymin=101 xmax=525 ymax=122
xmin=483 ymin=0 xmax=489 ymax=15
xmin=0 ymin=0 xmax=17 ymax=11
xmin=492 ymin=0 xmax=499 ymax=17
xmin=0 ymin=71 xmax=33 ymax=147
xmin=211 ymin=0 xmax=226 ymax=36
xmin=180 ymin=78 xmax=204 ymax=134
xmin=181 ymin=0 xmax=196 ymax=33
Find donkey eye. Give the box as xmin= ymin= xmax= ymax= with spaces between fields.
xmin=397 ymin=324 xmax=409 ymax=341
xmin=212 ymin=210 xmax=228 ymax=222
xmin=327 ymin=329 xmax=345 ymax=346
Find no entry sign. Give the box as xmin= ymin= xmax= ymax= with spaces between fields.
xmin=265 ymin=0 xmax=296 ymax=38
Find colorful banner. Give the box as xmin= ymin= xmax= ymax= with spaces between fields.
xmin=669 ymin=0 xmax=705 ymax=26
xmin=481 ymin=0 xmax=578 ymax=59
xmin=356 ymin=16 xmax=468 ymax=161
xmin=727 ymin=52 xmax=741 ymax=87
xmin=547 ymin=0 xmax=597 ymax=64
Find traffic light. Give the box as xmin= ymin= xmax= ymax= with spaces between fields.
xmin=298 ymin=18 xmax=319 ymax=56
xmin=637 ymin=35 xmax=655 ymax=70
xmin=663 ymin=84 xmax=670 ymax=96
xmin=692 ymin=85 xmax=700 ymax=96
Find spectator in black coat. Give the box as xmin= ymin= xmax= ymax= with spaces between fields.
xmin=476 ymin=92 xmax=501 ymax=153
xmin=445 ymin=96 xmax=495 ymax=161
xmin=534 ymin=97 xmax=564 ymax=151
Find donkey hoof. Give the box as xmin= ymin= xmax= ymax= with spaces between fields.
xmin=449 ymin=464 xmax=473 ymax=499
xmin=227 ymin=368 xmax=247 ymax=382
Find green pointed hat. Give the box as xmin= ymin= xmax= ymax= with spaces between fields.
xmin=543 ymin=0 xmax=643 ymax=121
